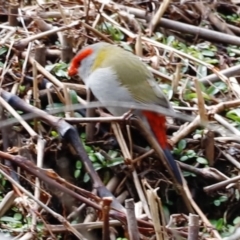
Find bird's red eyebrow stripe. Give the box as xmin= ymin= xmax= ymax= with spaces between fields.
xmin=72 ymin=48 xmax=93 ymax=67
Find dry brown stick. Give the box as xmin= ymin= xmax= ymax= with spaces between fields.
xmin=34 ymin=45 xmax=46 ymax=67
xmin=178 ymin=161 xmax=227 ymax=181
xmin=125 ymin=199 xmax=140 ymax=240
xmin=14 ymin=20 xmax=82 ymax=50
xmin=0 ymin=96 xmax=37 ymax=137
xmin=111 ymin=122 xmax=151 ymax=217
xmin=208 ymin=99 xmax=240 ymax=115
xmin=8 ymin=3 xmax=19 ymax=26
xmin=86 ymin=90 xmax=96 ymax=142
xmin=214 ymin=114 xmax=240 ymax=136
xmin=200 ymin=64 xmax=240 ymax=85
xmin=0 ymin=150 xmax=156 ymax=229
xmin=102 ymin=197 xmax=112 ymax=240
xmin=222 ymin=151 xmax=240 ymax=170
xmin=0 ymin=191 xmax=16 ymax=218
xmin=195 ymin=2 xmax=235 ymax=35
xmin=149 ymin=0 xmax=172 ymax=34
xmin=170 ymin=116 xmax=200 ymax=146
xmin=146 ymin=186 xmax=165 ymax=240
xmin=204 ymin=131 xmax=215 ymax=167
xmin=204 ymin=175 xmax=240 ymax=193
xmin=0 ymin=165 xmax=86 ymax=239
xmin=187 ymin=214 xmax=199 ymax=240
xmin=194 ymin=79 xmax=207 ymax=124
xmin=113 ymin=4 xmax=240 ymax=46
xmin=183 ymin=182 xmax=221 ymax=239
xmin=46 ymin=220 xmax=121 ymax=232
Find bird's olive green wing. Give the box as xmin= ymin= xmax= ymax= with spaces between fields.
xmin=95 ymin=45 xmax=171 ymax=109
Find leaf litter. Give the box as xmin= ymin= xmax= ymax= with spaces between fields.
xmin=0 ymin=0 xmax=240 ymax=239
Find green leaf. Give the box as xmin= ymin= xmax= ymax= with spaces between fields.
xmin=89 ymin=154 xmax=98 ymax=162
xmin=119 ymin=42 xmax=133 ymax=52
xmin=84 ymin=145 xmax=92 ymax=153
xmin=94 ymin=152 xmax=105 ymax=163
xmin=19 ymin=85 xmax=26 ymax=93
xmin=197 ymin=64 xmax=208 ymax=78
xmin=83 ymin=173 xmax=90 ymax=183
xmin=75 ymin=160 xmax=82 ymax=169
xmin=186 ymin=150 xmax=196 ymax=158
xmin=93 ymin=162 xmax=103 ymax=171
xmin=202 ymin=50 xmax=215 ymax=57
xmin=0 ymin=47 xmax=8 ymax=55
xmin=80 ymin=133 xmax=86 ymax=140
xmin=182 ymin=171 xmax=196 ymax=177
xmin=108 ymin=150 xmax=118 ymax=158
xmin=180 ymin=155 xmax=188 ymax=161
xmin=14 ymin=213 xmax=22 ymax=221
xmin=106 ymin=158 xmax=124 ymax=167
xmin=184 ymin=92 xmax=197 ymax=100
xmin=233 ymin=216 xmax=240 ymax=225
xmin=74 ymin=169 xmax=81 ymax=179
xmin=166 ymin=35 xmax=175 ymax=45
xmin=215 ymin=218 xmax=224 ymax=231
xmin=46 ymin=103 xmax=64 ymax=116
xmin=226 ymin=109 xmax=240 ymax=123
xmin=0 ymin=216 xmax=21 ymax=223
xmin=219 ymin=195 xmax=228 ymax=202
xmin=207 ymin=82 xmax=227 ymax=96
xmin=213 ymin=199 xmax=221 ymax=206
xmin=196 ymin=157 xmax=208 ymax=165
xmin=45 ymin=62 xmax=70 ymax=79
xmin=178 ymin=139 xmax=187 ymax=150
xmin=69 ymin=90 xmax=78 ymax=104
xmin=51 ymin=131 xmax=59 ymax=137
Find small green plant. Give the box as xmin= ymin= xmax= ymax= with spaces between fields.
xmin=45 ymin=62 xmax=70 ymax=79
xmin=74 ymin=133 xmax=124 ymax=182
xmin=210 ymin=217 xmax=237 ymax=237
xmin=213 ymin=195 xmax=228 ymax=207
xmin=98 ymin=22 xmax=124 ymax=41
xmin=173 ymin=139 xmax=208 ymax=177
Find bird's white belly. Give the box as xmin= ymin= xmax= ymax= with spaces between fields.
xmin=85 ymin=67 xmax=137 ymax=116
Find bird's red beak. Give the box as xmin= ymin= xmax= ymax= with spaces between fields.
xmin=68 ymin=66 xmax=78 ymax=77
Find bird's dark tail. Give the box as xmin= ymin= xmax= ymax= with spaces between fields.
xmin=143 ymin=111 xmax=182 ymax=184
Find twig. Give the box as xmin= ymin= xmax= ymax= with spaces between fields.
xmin=14 ymin=20 xmax=82 ymax=50
xmin=149 ymin=0 xmax=172 ymax=34
xmin=146 ymin=187 xmax=165 ymax=240
xmin=194 ymin=79 xmax=208 ymax=124
xmin=0 ymin=96 xmax=37 ymax=138
xmin=8 ymin=3 xmax=19 ymax=27
xmin=199 ymin=64 xmax=240 ymax=85
xmin=214 ymin=114 xmax=240 ymax=136
xmin=86 ymin=90 xmax=96 ymax=141
xmin=187 ymin=214 xmax=199 ymax=240
xmin=32 ymin=137 xmax=46 ymax=231
xmin=195 ymin=2 xmax=234 ymax=35
xmin=0 ymin=167 xmax=86 ymax=239
xmin=222 ymin=151 xmax=240 ymax=170
xmin=125 ymin=199 xmax=140 ymax=240
xmin=0 ymin=191 xmax=16 ymax=217
xmin=112 ymin=4 xmax=240 ymax=46
xmin=102 ymin=197 xmax=112 ymax=240
xmin=170 ymin=116 xmax=200 ymax=146
xmin=204 ymin=175 xmax=240 ymax=193
xmin=111 ymin=122 xmax=151 ymax=217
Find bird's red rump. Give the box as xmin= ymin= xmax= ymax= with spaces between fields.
xmin=142 ymin=111 xmax=168 ymax=149
xmin=68 ymin=48 xmax=93 ymax=76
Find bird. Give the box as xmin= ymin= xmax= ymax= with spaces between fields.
xmin=68 ymin=42 xmax=182 ymax=184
